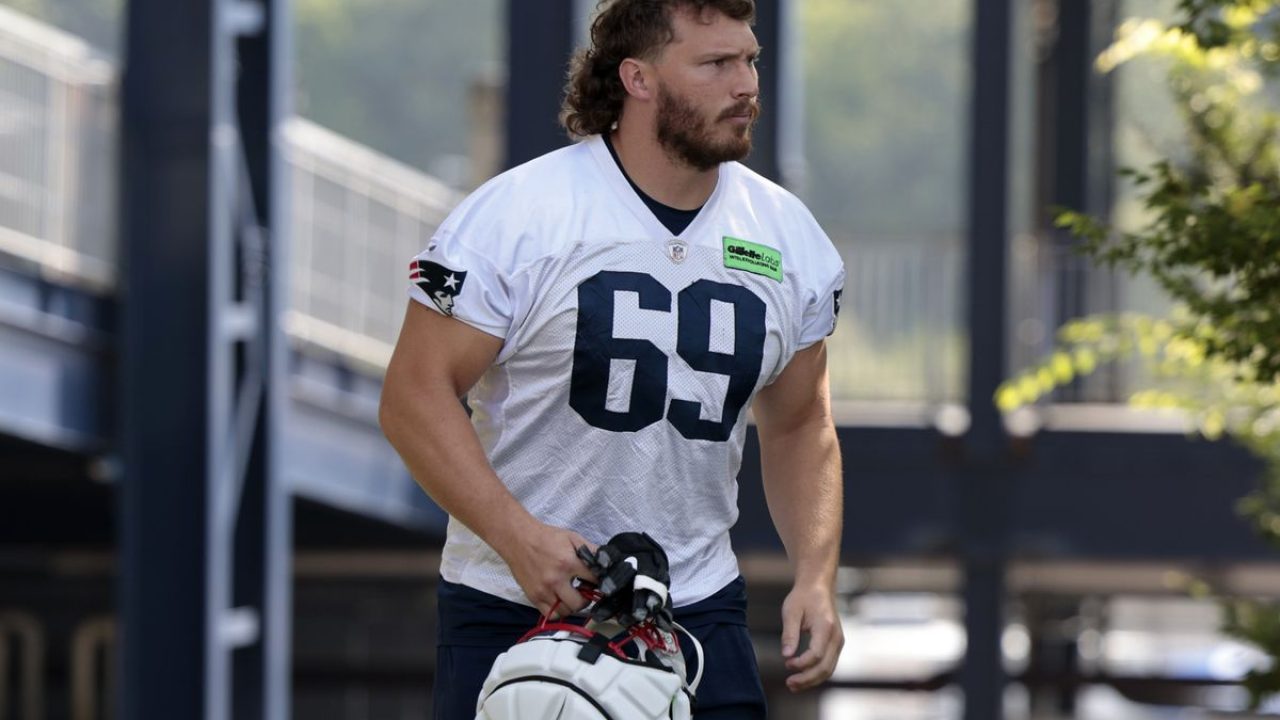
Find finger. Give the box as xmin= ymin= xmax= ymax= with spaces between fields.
xmin=570 ymin=538 xmax=600 ymax=583
xmin=569 ymin=534 xmax=598 ymax=559
xmin=786 ymin=664 xmax=828 ymax=692
xmin=786 ymin=629 xmax=841 ymax=691
xmin=784 ymin=647 xmax=819 ymax=673
xmin=786 ymin=651 xmax=832 ymax=690
xmin=783 ymin=609 xmax=834 ymax=661
xmin=780 ymin=602 xmax=804 ymax=659
xmin=559 ymin=579 xmax=592 ymax=614
xmin=537 ymin=596 xmax=558 ymax=620
xmin=788 ymin=607 xmax=839 ymax=666
xmin=541 ymin=576 xmax=582 ymax=618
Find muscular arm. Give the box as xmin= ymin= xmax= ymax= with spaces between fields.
xmin=378 ymin=302 xmax=595 ymax=616
xmin=751 ymin=339 xmax=845 ymax=691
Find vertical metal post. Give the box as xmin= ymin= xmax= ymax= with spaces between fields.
xmin=1037 ymin=0 xmax=1093 ymax=367
xmin=119 ymin=0 xmax=214 ymax=715
xmin=119 ymin=0 xmax=289 ymax=718
xmin=744 ymin=0 xmax=783 ymax=182
xmin=961 ymin=0 xmax=1014 ymax=717
xmin=232 ymin=0 xmax=293 ymax=718
xmin=1034 ymin=0 xmax=1118 ymax=398
xmin=1086 ymin=0 xmax=1117 ymax=234
xmin=1090 ymin=0 xmax=1119 ymax=404
xmin=505 ymin=0 xmax=576 ymax=168
xmin=1024 ymin=595 xmax=1081 ymax=715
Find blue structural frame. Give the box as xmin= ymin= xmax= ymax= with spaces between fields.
xmin=0 ymin=266 xmax=112 ymax=454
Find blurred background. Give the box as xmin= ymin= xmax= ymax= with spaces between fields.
xmin=1 ymin=0 xmax=1279 ymax=718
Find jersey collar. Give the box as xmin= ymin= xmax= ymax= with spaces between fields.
xmin=585 ymin=134 xmax=729 ymax=241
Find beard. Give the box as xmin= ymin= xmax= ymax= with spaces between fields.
xmin=655 ymin=83 xmax=759 ymax=171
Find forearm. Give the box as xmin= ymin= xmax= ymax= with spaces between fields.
xmin=379 ymin=386 xmax=534 ymax=557
xmin=758 ymin=416 xmax=843 ymax=588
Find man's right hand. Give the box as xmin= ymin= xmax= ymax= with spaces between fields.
xmin=497 ymin=518 xmax=598 ymax=619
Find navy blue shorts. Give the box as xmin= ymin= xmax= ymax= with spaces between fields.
xmin=433 ymin=576 xmax=767 ymax=719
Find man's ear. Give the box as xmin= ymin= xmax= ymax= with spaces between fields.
xmin=619 ymin=57 xmax=655 ymax=100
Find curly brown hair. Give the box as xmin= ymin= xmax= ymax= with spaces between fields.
xmin=560 ymin=0 xmax=756 ymax=138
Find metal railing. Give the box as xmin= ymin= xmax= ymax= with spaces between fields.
xmin=0 ymin=4 xmax=115 ymax=291
xmin=827 ymin=236 xmax=965 ymax=404
xmin=0 ymin=6 xmax=462 ymax=373
xmin=283 ymin=120 xmax=460 ymax=370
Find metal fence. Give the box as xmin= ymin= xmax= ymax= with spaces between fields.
xmin=283 ymin=120 xmax=460 ymax=370
xmin=827 ymin=236 xmax=965 ymax=405
xmin=0 ymin=5 xmax=115 ymax=291
xmin=827 ymin=230 xmax=1139 ymax=408
xmin=0 ymin=6 xmax=461 ymax=372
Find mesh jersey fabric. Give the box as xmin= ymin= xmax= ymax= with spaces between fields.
xmin=407 ymin=134 xmax=845 ymax=608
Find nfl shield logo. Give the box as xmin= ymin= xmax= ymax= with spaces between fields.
xmin=666 ymin=239 xmax=688 ymax=264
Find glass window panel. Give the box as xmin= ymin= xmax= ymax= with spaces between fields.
xmin=799 ymin=0 xmax=972 ymax=404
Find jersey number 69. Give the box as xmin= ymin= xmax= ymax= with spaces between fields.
xmin=570 ymin=270 xmax=766 ymax=442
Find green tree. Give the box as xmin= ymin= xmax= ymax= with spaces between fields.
xmin=1002 ymin=0 xmax=1280 ymax=706
xmin=294 ymin=0 xmax=502 ymax=178
xmin=798 ymin=0 xmax=969 ymax=239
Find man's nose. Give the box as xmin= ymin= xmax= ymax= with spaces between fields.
xmin=734 ymin=61 xmax=759 ymax=99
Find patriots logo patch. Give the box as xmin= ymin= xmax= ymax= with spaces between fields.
xmin=410 ymin=259 xmax=467 ymax=317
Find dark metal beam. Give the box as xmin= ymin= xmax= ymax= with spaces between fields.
xmin=118 ymin=0 xmax=213 ymax=713
xmin=961 ymin=0 xmax=1014 ymax=716
xmin=1032 ymin=0 xmax=1119 ymax=401
xmin=732 ymin=423 xmax=1269 ymax=560
xmin=743 ymin=0 xmax=783 ymax=182
xmin=504 ymin=0 xmax=576 ymax=168
xmin=1043 ymin=0 xmax=1119 ymax=249
xmin=0 ymin=267 xmax=113 ymax=452
xmin=119 ymin=0 xmax=290 ymax=718
xmin=232 ymin=0 xmax=293 ymax=717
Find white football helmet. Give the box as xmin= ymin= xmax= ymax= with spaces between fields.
xmin=475 ymin=621 xmax=703 ymax=720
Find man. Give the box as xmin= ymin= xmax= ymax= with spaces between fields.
xmin=379 ymin=1 xmax=845 ymax=716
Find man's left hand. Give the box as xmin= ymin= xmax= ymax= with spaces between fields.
xmin=779 ymin=582 xmax=844 ymax=692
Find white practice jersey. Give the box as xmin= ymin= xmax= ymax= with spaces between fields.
xmin=407 ymin=135 xmax=844 ymax=607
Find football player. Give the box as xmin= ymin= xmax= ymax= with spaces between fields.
xmin=380 ymin=1 xmax=846 ymax=717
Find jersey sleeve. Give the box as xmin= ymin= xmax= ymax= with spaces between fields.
xmin=796 ymin=231 xmax=846 ymax=350
xmin=407 ymin=226 xmax=513 ymax=339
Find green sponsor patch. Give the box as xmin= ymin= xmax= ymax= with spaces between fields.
xmin=722 ymin=236 xmax=782 ymax=282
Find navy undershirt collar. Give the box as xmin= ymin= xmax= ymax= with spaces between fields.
xmin=603 ymin=133 xmax=702 ymax=236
